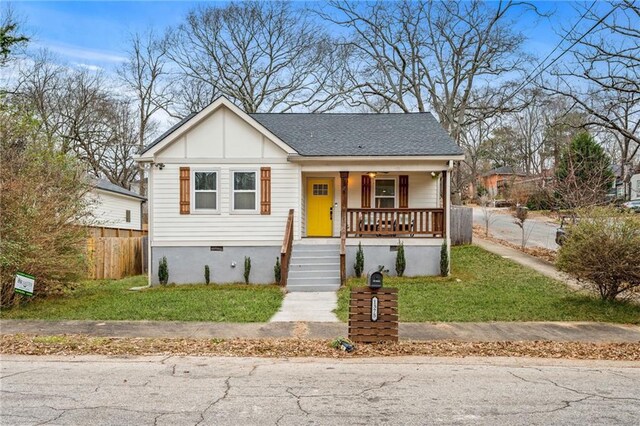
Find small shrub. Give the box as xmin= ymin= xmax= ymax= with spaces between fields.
xmin=395 ymin=242 xmax=406 ymax=277
xmin=204 ymin=265 xmax=210 ymax=285
xmin=354 ymin=242 xmax=365 ymax=278
xmin=274 ymin=257 xmax=281 ymax=284
xmin=557 ymin=207 xmax=640 ymax=301
xmin=158 ymin=257 xmax=169 ymax=285
xmin=440 ymin=242 xmax=449 ymax=277
xmin=512 ymin=206 xmax=529 ymax=250
xmin=244 ymin=256 xmax=251 ymax=284
xmin=526 ymin=189 xmax=554 ymax=211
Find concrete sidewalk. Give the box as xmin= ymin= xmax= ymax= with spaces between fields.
xmin=2 ymin=319 xmax=639 ymax=342
xmin=269 ymin=292 xmax=339 ymax=322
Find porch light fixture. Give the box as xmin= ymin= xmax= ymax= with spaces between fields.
xmin=430 ymin=171 xmax=440 ymax=179
xmin=368 ymin=172 xmax=377 ymax=178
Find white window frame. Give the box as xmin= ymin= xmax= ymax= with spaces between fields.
xmin=230 ymin=169 xmax=260 ymax=214
xmin=373 ymin=177 xmax=397 ymax=208
xmin=191 ymin=169 xmax=220 ymax=214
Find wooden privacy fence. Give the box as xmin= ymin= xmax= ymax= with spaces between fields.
xmin=87 ymin=237 xmax=145 ymax=279
xmin=87 ymin=226 xmax=147 ymax=238
xmin=450 ymin=206 xmax=473 ymax=246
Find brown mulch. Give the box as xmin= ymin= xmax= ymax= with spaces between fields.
xmin=472 ymin=226 xmax=557 ymax=263
xmin=2 ymin=334 xmax=639 ymax=361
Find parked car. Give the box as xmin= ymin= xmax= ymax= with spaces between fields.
xmin=555 ymin=215 xmax=579 ymax=246
xmin=621 ymin=200 xmax=640 ymax=213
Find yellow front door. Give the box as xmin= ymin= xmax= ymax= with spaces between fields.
xmin=307 ymin=178 xmax=334 ymax=237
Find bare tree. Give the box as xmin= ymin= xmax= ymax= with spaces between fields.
xmin=164 ymin=1 xmax=348 ymax=114
xmin=12 ymin=50 xmax=66 ymax=143
xmin=321 ymin=0 xmax=537 ymax=201
xmin=118 ymin=30 xmax=172 ymax=195
xmin=14 ymin=55 xmax=138 ymax=188
xmin=460 ymin=109 xmax=498 ymax=198
xmin=479 ymin=195 xmax=498 ymax=237
xmin=547 ymin=1 xmax=639 ymax=184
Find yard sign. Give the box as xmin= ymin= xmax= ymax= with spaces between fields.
xmin=14 ymin=272 xmax=35 ymax=296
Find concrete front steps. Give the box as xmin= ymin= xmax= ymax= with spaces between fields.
xmin=286 ymin=244 xmax=341 ymax=292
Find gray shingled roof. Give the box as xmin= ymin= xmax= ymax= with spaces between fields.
xmin=93 ymin=178 xmax=146 ymax=201
xmin=250 ymin=113 xmax=463 ymax=157
xmin=141 ymin=103 xmax=463 ymax=157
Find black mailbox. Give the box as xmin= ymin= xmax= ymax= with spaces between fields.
xmin=368 ymin=271 xmax=383 ymax=289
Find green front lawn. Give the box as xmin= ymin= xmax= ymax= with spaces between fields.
xmin=336 ymin=245 xmax=640 ymax=323
xmin=0 ymin=276 xmax=283 ymax=322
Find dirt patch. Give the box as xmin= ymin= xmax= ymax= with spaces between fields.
xmin=472 ymin=225 xmax=557 ymax=263
xmin=2 ymin=334 xmax=639 ymax=361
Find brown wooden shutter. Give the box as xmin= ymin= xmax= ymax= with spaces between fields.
xmin=399 ymin=175 xmax=409 ymax=208
xmin=179 ymin=167 xmax=190 ymax=214
xmin=361 ymin=175 xmax=371 ymax=208
xmin=260 ymin=167 xmax=271 ymax=215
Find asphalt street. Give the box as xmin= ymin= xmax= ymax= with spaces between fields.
xmin=472 ymin=207 xmax=559 ymax=251
xmin=1 ymin=355 xmax=638 ymax=425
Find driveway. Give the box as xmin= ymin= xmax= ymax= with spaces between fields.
xmin=473 ymin=207 xmax=559 ymax=250
xmin=1 ymin=355 xmax=638 ymax=425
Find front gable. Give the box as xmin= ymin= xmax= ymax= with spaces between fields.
xmin=138 ymin=97 xmax=297 ymax=162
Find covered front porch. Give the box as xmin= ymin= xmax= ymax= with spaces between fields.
xmin=299 ymin=167 xmax=451 ymax=240
xmin=294 ymin=160 xmax=452 ymax=283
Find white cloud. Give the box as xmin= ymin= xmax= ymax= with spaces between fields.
xmin=34 ymin=41 xmax=127 ymax=64
xmin=75 ymin=63 xmax=103 ymax=72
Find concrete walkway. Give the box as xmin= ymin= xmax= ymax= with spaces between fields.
xmin=2 ymin=319 xmax=639 ymax=342
xmin=269 ymin=292 xmax=339 ymax=322
xmin=474 ymin=236 xmax=583 ymax=291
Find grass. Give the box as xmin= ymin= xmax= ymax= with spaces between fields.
xmin=336 ymin=245 xmax=640 ymax=323
xmin=0 ymin=276 xmax=283 ymax=322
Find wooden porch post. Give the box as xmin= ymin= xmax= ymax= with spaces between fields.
xmin=340 ymin=171 xmax=349 ymax=285
xmin=442 ymin=169 xmax=449 ymax=238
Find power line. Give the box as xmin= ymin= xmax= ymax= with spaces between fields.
xmin=507 ymin=2 xmax=618 ymax=99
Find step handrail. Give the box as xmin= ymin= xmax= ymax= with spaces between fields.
xmin=280 ymin=209 xmax=295 ymax=286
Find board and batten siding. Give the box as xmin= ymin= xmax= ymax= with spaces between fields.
xmin=346 ymin=172 xmax=440 ymax=209
xmin=151 ymin=104 xmax=300 ymax=245
xmin=88 ymin=190 xmax=143 ymax=230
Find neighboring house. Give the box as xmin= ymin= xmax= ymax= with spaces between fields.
xmin=88 ymin=179 xmax=146 ymax=231
xmin=631 ymin=173 xmax=640 ymax=201
xmin=136 ymin=97 xmax=464 ymax=288
xmin=481 ymin=166 xmax=526 ymax=198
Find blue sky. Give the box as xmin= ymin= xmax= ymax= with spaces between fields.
xmin=9 ymin=1 xmax=585 ymax=72
xmin=11 ymin=1 xmax=204 ymax=68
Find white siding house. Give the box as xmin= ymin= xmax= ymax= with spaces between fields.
xmin=89 ymin=179 xmax=146 ymax=231
xmin=631 ymin=173 xmax=640 ymax=200
xmin=137 ymin=97 xmax=464 ymax=288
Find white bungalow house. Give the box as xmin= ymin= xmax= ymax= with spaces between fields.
xmin=88 ymin=179 xmax=146 ymax=231
xmin=136 ymin=97 xmax=464 ymax=290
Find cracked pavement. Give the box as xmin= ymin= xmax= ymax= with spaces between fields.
xmin=1 ymin=355 xmax=638 ymax=425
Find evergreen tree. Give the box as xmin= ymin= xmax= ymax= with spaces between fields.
xmin=555 ymin=132 xmax=613 ymax=208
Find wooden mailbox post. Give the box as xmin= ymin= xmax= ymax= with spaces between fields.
xmin=348 ymin=273 xmax=398 ymax=343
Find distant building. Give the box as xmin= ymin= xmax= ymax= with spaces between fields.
xmin=87 ymin=179 xmax=146 ymax=230
xmin=481 ymin=166 xmax=526 ymax=198
xmin=631 ymin=173 xmax=640 ymax=201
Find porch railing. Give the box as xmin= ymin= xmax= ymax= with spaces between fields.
xmin=346 ymin=208 xmax=445 ymax=237
xmin=280 ymin=209 xmax=295 ymax=286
